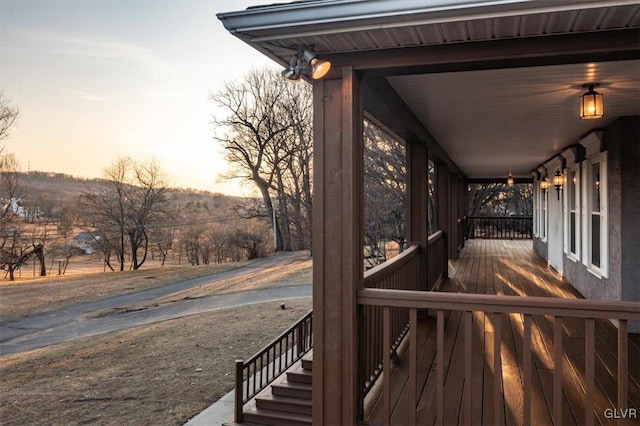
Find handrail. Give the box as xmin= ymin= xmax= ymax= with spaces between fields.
xmin=466 ymin=216 xmax=532 ymax=239
xmin=358 ymin=288 xmax=639 ymax=319
xmin=234 ymin=309 xmax=313 ymax=423
xmin=467 ymin=216 xmax=534 ymax=219
xmin=427 ymin=230 xmax=443 ymax=246
xmin=364 ymin=244 xmax=419 ymax=285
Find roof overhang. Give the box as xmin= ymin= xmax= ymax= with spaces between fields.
xmin=218 ymin=0 xmax=640 ymax=179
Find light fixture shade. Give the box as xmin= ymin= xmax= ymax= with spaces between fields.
xmin=553 ymin=169 xmax=563 ymax=200
xmin=281 ymin=55 xmax=302 ymax=81
xmin=507 ymin=174 xmax=514 ymax=186
xmin=552 ymin=170 xmax=563 ymax=187
xmin=310 ymin=58 xmax=331 ymax=79
xmin=302 ymin=49 xmax=331 ymax=79
xmin=540 ymin=177 xmax=549 ymax=192
xmin=579 ymin=84 xmax=604 ymax=119
xmin=281 ymin=67 xmax=300 ymax=81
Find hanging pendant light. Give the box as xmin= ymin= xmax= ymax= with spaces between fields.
xmin=506 ymin=173 xmax=514 ymax=187
xmin=579 ymin=83 xmax=604 ymax=119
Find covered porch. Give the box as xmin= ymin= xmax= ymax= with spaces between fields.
xmin=218 ymin=1 xmax=640 ymax=424
xmin=364 ymin=239 xmax=640 ymax=425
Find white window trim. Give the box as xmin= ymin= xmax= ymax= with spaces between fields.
xmin=581 ymin=152 xmax=608 ymax=278
xmin=563 ymin=165 xmax=580 ymax=262
xmin=533 ymin=181 xmax=539 ymax=237
xmin=541 ymin=184 xmax=547 ymax=243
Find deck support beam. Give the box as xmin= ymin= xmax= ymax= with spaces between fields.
xmin=312 ymin=66 xmax=363 ymax=425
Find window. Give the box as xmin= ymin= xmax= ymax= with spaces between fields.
xmin=582 ymin=152 xmax=608 ymax=278
xmin=564 ymin=167 xmax=580 ymax=261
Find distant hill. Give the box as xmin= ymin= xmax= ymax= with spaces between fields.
xmin=18 ymin=171 xmax=252 ymax=221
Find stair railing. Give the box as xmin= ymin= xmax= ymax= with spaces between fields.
xmin=234 ymin=310 xmax=313 ymax=422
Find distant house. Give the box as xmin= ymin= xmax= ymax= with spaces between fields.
xmin=72 ymin=232 xmax=99 ymax=255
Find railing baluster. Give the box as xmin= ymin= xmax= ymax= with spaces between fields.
xmin=464 ymin=311 xmax=472 ymax=426
xmin=437 ymin=309 xmax=444 ymax=426
xmin=409 ymin=308 xmax=418 ymax=426
xmin=553 ymin=316 xmax=563 ymax=425
xmin=585 ymin=318 xmax=595 ymax=426
xmin=383 ymin=306 xmax=391 ymax=426
xmin=523 ymin=315 xmax=532 ymax=426
xmin=618 ymin=319 xmax=628 ymax=426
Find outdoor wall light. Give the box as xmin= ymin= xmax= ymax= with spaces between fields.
xmin=281 ymin=55 xmax=302 ymax=81
xmin=553 ymin=169 xmax=563 ymax=200
xmin=281 ymin=48 xmax=331 ymax=81
xmin=540 ymin=177 xmax=549 ymax=193
xmin=506 ymin=173 xmax=514 ymax=187
xmin=579 ymin=83 xmax=604 ymax=119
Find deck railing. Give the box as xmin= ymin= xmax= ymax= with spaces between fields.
xmin=234 ymin=310 xmax=313 ymax=422
xmin=359 ymin=231 xmax=447 ymax=408
xmin=466 ymin=216 xmax=533 ymax=239
xmin=357 ymin=288 xmax=638 ymax=426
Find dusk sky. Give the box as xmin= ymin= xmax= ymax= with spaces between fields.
xmin=1 ymin=0 xmax=279 ymax=195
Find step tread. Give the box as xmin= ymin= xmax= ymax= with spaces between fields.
xmin=255 ymin=393 xmax=312 ymax=416
xmin=243 ymin=406 xmax=311 ymax=426
xmin=287 ymin=367 xmax=313 ymax=383
xmin=256 ymin=393 xmax=312 ymax=407
xmin=271 ymin=380 xmax=312 ymax=399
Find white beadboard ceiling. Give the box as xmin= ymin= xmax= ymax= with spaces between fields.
xmin=388 ymin=59 xmax=640 ymax=178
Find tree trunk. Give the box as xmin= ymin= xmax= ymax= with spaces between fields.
xmin=254 ymin=174 xmax=284 ymax=251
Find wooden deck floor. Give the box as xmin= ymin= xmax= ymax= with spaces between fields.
xmin=367 ymin=239 xmax=640 ymax=425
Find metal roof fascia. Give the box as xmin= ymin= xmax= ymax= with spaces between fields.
xmin=217 ymin=0 xmax=640 ymax=41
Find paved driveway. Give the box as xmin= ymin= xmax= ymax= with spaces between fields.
xmin=0 ymin=254 xmax=311 ymax=356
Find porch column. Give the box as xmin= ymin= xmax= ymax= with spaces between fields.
xmin=406 ymin=140 xmax=429 ymax=290
xmin=435 ymin=162 xmax=450 ymax=236
xmin=461 ymin=178 xmax=469 ymax=247
xmin=312 ymin=66 xmax=363 ymax=425
xmin=449 ymin=172 xmax=460 ymax=259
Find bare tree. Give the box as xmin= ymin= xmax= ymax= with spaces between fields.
xmin=0 ymin=92 xmax=19 ymax=143
xmin=212 ymin=68 xmax=291 ymax=251
xmin=363 ymin=120 xmax=407 ymax=263
xmin=211 ymin=68 xmax=313 ymax=252
xmin=82 ymin=158 xmax=170 ymax=271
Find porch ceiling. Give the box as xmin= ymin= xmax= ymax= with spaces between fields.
xmin=387 ymin=59 xmax=640 ymax=178
xmin=219 ymin=0 xmax=640 ymax=178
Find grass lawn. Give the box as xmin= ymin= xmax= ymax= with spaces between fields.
xmin=0 ymin=299 xmax=312 ymax=425
xmin=0 ymin=252 xmax=313 ymax=425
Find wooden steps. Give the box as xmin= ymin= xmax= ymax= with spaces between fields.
xmin=239 ymin=353 xmax=313 ymax=425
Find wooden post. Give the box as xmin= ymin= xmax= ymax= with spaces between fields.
xmin=434 ymin=162 xmax=450 ymax=286
xmin=234 ymin=360 xmax=244 ymax=423
xmin=436 ymin=163 xmax=449 ymax=235
xmin=312 ymin=66 xmax=363 ymax=425
xmin=449 ymin=172 xmax=460 ymax=259
xmin=406 ymin=140 xmax=429 ymax=290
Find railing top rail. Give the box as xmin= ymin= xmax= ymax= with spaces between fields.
xmin=358 ymin=288 xmax=640 ymax=320
xmin=427 ymin=230 xmax=444 ymax=246
xmin=467 ymin=216 xmax=533 ymax=219
xmin=242 ymin=309 xmax=312 ymax=366
xmin=363 ymin=244 xmax=420 ymax=285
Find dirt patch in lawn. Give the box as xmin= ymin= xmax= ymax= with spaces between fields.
xmin=0 ymin=299 xmax=312 ymax=426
